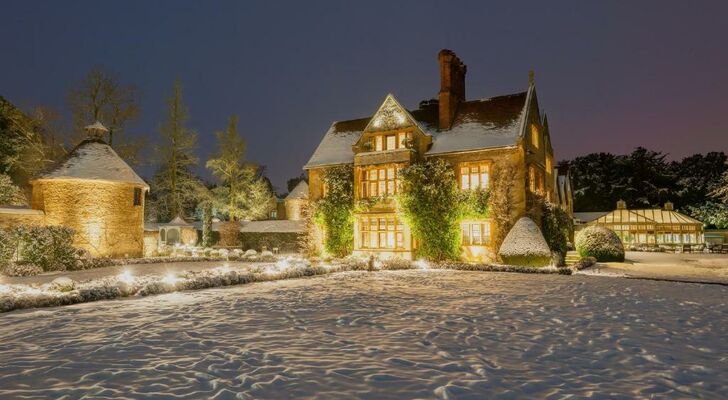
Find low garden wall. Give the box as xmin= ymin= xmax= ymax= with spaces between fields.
xmin=239 ymin=232 xmax=301 ymax=252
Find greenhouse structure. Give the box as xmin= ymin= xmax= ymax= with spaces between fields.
xmin=585 ymin=200 xmax=704 ymax=246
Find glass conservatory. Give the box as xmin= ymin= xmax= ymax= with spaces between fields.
xmin=589 ymin=201 xmax=704 ymax=246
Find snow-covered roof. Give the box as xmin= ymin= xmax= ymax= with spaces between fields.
xmin=161 ymin=216 xmax=195 ymax=227
xmin=35 ymin=138 xmax=149 ymax=189
xmin=285 ymin=181 xmax=308 ymax=200
xmin=240 ymin=220 xmax=304 ymax=233
xmin=304 ymin=90 xmax=529 ymax=168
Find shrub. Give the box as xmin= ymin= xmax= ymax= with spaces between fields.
xmin=498 ymin=217 xmax=551 ymax=267
xmin=3 ymin=262 xmax=42 ymax=277
xmin=575 ymin=226 xmax=625 ymax=262
xmin=0 ymin=228 xmax=19 ymax=270
xmin=15 ymin=225 xmax=77 ymax=271
xmin=527 ymin=193 xmax=573 ymax=266
xmin=397 ymin=159 xmax=463 ymax=261
xmin=314 ymin=165 xmax=354 ymax=257
xmin=218 ymin=221 xmax=240 ymax=247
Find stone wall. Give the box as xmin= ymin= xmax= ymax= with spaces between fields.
xmin=32 ymin=179 xmax=145 ymax=258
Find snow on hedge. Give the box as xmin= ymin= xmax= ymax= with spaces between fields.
xmin=0 ymin=256 xmax=572 ymax=313
xmin=575 ymin=226 xmax=625 ymax=262
xmin=498 ymin=217 xmax=552 ymax=267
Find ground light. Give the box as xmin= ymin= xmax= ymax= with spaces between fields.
xmin=162 ymin=273 xmax=179 ymax=285
xmin=118 ymin=270 xmax=134 ymax=284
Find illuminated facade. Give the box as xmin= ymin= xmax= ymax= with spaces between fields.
xmin=304 ymin=50 xmax=569 ymax=261
xmin=0 ymin=122 xmax=149 ymax=257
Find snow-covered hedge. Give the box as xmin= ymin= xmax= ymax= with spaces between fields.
xmin=3 ymin=263 xmax=43 ymax=277
xmin=575 ymin=226 xmax=625 ymax=262
xmin=497 ymin=217 xmax=551 ymax=267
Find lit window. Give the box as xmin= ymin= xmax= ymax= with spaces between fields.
xmin=386 ymin=135 xmax=396 ymax=150
xmin=133 ymin=188 xmax=142 ymax=206
xmin=398 ymin=132 xmax=407 ymax=148
xmin=531 ymin=125 xmax=539 ymax=148
xmin=360 ymin=166 xmax=401 ymax=198
xmin=546 ymin=156 xmax=552 ymax=175
xmin=360 ymin=216 xmax=404 ymax=249
xmin=459 ymin=162 xmax=489 ymax=190
xmin=529 ymin=165 xmax=536 ymax=192
xmin=461 ymin=222 xmax=491 ymax=245
xmin=375 ymin=136 xmax=383 ymax=151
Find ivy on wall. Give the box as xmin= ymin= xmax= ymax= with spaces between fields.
xmin=315 ymin=165 xmax=354 ymax=257
xmin=527 ymin=193 xmax=573 ymax=266
xmin=397 ymin=159 xmax=464 ymax=261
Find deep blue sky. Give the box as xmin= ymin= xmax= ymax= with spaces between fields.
xmin=2 ymin=1 xmax=727 ymax=193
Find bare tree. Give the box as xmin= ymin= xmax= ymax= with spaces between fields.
xmin=67 ymin=66 xmax=141 ymax=161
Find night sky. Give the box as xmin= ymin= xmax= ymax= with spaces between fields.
xmin=2 ymin=1 xmax=727 ymax=193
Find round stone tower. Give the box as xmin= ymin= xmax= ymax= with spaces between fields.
xmin=30 ymin=122 xmax=149 ymax=257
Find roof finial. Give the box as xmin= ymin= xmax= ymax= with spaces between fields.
xmin=528 ymin=70 xmax=535 ymax=86
xmin=84 ymin=121 xmax=109 ymax=139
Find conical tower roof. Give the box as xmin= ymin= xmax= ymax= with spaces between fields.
xmin=35 ymin=124 xmax=148 ymax=188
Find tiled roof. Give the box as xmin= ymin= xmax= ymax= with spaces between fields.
xmin=304 ymin=89 xmax=529 ymax=168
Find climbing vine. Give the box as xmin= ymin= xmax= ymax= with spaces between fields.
xmin=397 ymin=159 xmax=464 ymax=261
xmin=314 ymin=165 xmax=355 ymax=257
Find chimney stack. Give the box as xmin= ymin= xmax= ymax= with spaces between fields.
xmin=616 ymin=199 xmax=626 ymax=210
xmin=438 ymin=49 xmax=466 ymax=130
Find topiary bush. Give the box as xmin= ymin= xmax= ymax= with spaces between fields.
xmin=575 ymin=226 xmax=625 ymax=262
xmin=497 ymin=217 xmax=552 ymax=267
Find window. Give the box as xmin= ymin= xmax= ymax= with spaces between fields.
xmin=361 ymin=166 xmax=401 ymax=198
xmin=459 ymin=162 xmax=489 ymax=190
xmin=545 ymin=156 xmax=552 ymax=175
xmin=270 ymin=211 xmax=278 ymax=219
xmin=530 ymin=125 xmax=539 ymax=148
xmin=386 ymin=135 xmax=396 ymax=150
xmin=133 ymin=188 xmax=142 ymax=206
xmin=369 ymin=132 xmax=411 ymax=152
xmin=360 ymin=216 xmax=404 ymax=249
xmin=462 ymin=221 xmax=491 ymax=245
xmin=529 ymin=165 xmax=536 ymax=192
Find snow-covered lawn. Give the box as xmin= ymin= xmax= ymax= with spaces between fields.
xmin=0 ymin=270 xmax=726 ymax=399
xmin=583 ymin=251 xmax=728 ymax=283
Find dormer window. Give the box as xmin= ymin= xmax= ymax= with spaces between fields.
xmin=369 ymin=132 xmax=411 ymax=152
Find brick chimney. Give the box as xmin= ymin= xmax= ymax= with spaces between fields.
xmin=438 ymin=49 xmax=467 ymax=130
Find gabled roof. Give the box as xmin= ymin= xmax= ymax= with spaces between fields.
xmin=593 ymin=209 xmax=703 ymax=225
xmin=285 ymin=181 xmax=308 ymax=200
xmin=304 ymin=88 xmax=531 ymax=169
xmin=35 ymin=138 xmax=149 ymax=189
xmin=162 ymin=215 xmax=195 ymax=227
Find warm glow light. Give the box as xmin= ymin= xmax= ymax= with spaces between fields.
xmin=373 ymin=260 xmax=383 ymax=270
xmin=276 ymin=259 xmax=291 ymax=270
xmin=0 ymin=284 xmax=9 ymax=294
xmin=162 ymin=273 xmax=179 ymax=285
xmin=216 ymin=264 xmax=231 ymax=273
xmin=415 ymin=259 xmax=430 ymax=270
xmin=118 ymin=270 xmax=134 ymax=284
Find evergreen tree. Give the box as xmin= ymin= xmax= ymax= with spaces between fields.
xmin=206 ymin=115 xmax=273 ymax=221
xmin=150 ymin=80 xmax=205 ymax=221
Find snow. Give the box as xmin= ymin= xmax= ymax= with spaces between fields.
xmin=285 ymin=180 xmax=308 ymax=200
xmin=0 ymin=207 xmax=44 ymax=215
xmin=38 ymin=140 xmax=149 ymax=188
xmin=498 ymin=217 xmax=551 ymax=263
xmin=239 ymin=219 xmax=304 ymax=233
xmin=0 ymin=270 xmax=725 ymax=398
xmin=304 ymin=125 xmax=361 ymax=168
xmin=425 ymin=120 xmax=521 ymax=155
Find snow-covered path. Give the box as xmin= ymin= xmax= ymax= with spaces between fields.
xmin=0 ymin=270 xmax=726 ymax=399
